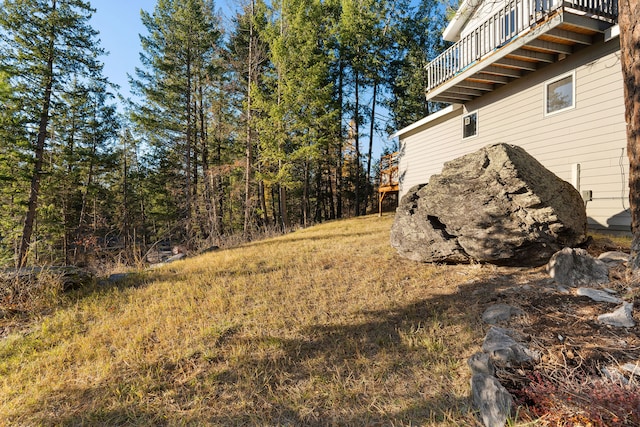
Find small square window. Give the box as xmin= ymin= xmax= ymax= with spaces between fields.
xmin=463 ymin=111 xmax=478 ymax=139
xmin=545 ymin=72 xmax=575 ymax=115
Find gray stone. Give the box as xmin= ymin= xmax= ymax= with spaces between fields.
xmin=1 ymin=266 xmax=93 ymax=291
xmin=482 ymin=326 xmax=538 ymax=365
xmin=547 ymin=248 xmax=609 ymax=286
xmin=481 ymin=304 xmax=524 ymax=324
xmin=598 ymin=251 xmax=631 ymax=267
xmin=200 ymin=245 xmax=220 ymax=254
xmin=165 ymin=253 xmax=187 ymax=263
xmin=598 ymin=302 xmax=636 ymax=328
xmin=601 ymin=366 xmax=628 ymax=384
xmin=390 ymin=184 xmax=469 ymax=263
xmin=468 ymin=352 xmax=495 ymax=376
xmin=621 ymin=362 xmax=640 ymax=377
xmin=471 ymin=373 xmax=514 ymax=427
xmin=391 ymin=143 xmax=587 ymax=266
xmin=108 ymin=273 xmax=130 ymax=283
xmin=576 ymin=288 xmax=622 ymax=304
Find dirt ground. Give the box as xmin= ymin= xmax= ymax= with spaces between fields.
xmin=469 ymin=237 xmax=640 ymax=426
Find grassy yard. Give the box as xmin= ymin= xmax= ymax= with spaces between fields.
xmin=0 ymin=214 xmax=497 ymax=426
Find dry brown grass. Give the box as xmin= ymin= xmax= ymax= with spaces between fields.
xmin=0 ymin=214 xmax=499 ymax=426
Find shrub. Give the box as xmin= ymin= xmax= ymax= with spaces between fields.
xmin=514 ymin=370 xmax=640 ymax=426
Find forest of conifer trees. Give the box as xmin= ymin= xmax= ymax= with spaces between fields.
xmin=0 ymin=0 xmax=448 ymax=268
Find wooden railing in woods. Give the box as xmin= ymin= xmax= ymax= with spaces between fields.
xmin=426 ymin=0 xmax=618 ymax=92
xmin=378 ymin=152 xmax=399 ymax=215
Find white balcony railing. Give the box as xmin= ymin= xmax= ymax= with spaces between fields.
xmin=426 ymin=0 xmax=618 ymax=92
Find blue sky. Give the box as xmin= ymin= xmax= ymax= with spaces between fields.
xmin=90 ymin=0 xmax=239 ymax=100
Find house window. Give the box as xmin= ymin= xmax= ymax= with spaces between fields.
xmin=545 ymin=72 xmax=575 ymax=115
xmin=463 ymin=111 xmax=478 ymax=139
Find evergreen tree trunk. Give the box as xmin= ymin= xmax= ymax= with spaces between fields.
xmin=336 ymin=59 xmax=344 ymax=219
xmin=279 ymin=184 xmax=289 ymax=230
xmin=353 ymin=69 xmax=361 ymax=217
xmin=17 ymin=2 xmax=56 ymax=268
xmin=185 ymin=56 xmax=193 ymax=239
xmin=244 ymin=0 xmax=256 ymax=237
xmin=122 ymin=135 xmax=130 ymax=253
xmin=366 ymin=81 xmax=378 ymax=214
xmin=78 ymin=104 xmax=98 ymax=242
xmin=271 ymin=185 xmax=279 ymax=227
xmin=302 ymin=159 xmax=310 ymax=227
xmin=64 ymin=110 xmax=77 ymax=264
xmin=327 ymin=166 xmax=335 ymax=220
xmin=620 ymin=0 xmax=640 ymax=272
xmin=211 ymin=102 xmax=224 ymax=240
xmin=258 ymin=175 xmax=269 ymax=229
xmin=198 ymin=85 xmax=213 ymax=241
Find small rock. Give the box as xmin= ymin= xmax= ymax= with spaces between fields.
xmin=598 ymin=302 xmax=635 ymax=328
xmin=482 ymin=326 xmax=538 ymax=365
xmin=172 ymin=245 xmax=189 ymax=255
xmin=547 ymin=247 xmax=609 ymax=286
xmin=481 ymin=304 xmax=524 ymax=324
xmin=471 ymin=373 xmax=514 ymax=427
xmin=108 ymin=273 xmax=130 ymax=283
xmin=468 ymin=352 xmax=495 ymax=376
xmin=576 ymin=288 xmax=622 ymax=304
xmin=621 ymin=362 xmax=640 ymax=377
xmin=601 ymin=366 xmax=628 ymax=384
xmin=598 ymin=251 xmax=631 ymax=267
xmin=165 ymin=253 xmax=186 ymax=263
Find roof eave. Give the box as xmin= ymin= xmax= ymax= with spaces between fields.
xmin=442 ymin=0 xmax=483 ymax=42
xmin=390 ymin=104 xmax=463 ymax=139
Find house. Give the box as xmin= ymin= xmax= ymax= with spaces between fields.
xmin=393 ymin=0 xmax=627 ymax=232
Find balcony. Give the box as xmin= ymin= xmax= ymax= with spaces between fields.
xmin=426 ymin=0 xmax=618 ymax=103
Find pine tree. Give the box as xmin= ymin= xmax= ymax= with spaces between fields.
xmin=130 ymin=0 xmax=222 ymax=243
xmin=0 ymin=0 xmax=107 ymax=267
xmin=387 ymin=0 xmax=449 ymax=131
xmin=252 ymin=0 xmax=337 ymax=228
xmin=45 ymin=79 xmax=119 ymax=263
xmin=337 ymin=0 xmax=388 ymax=216
xmin=0 ymin=69 xmax=28 ymax=265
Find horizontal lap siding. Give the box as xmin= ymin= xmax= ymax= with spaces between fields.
xmin=398 ymin=112 xmax=461 ymax=193
xmin=399 ymin=38 xmax=629 ymax=230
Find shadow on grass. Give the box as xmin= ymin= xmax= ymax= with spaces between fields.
xmin=34 ymin=273 xmax=543 ymax=426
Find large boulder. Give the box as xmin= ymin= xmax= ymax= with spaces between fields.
xmin=391 ymin=143 xmax=587 ymax=266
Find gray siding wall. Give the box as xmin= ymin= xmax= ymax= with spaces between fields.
xmin=398 ymin=37 xmax=629 ymax=231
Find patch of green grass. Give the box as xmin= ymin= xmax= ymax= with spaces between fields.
xmin=589 ymin=231 xmax=632 ymax=249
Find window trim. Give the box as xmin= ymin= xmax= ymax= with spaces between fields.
xmin=462 ymin=110 xmax=478 ymax=139
xmin=544 ymin=70 xmax=576 ymax=117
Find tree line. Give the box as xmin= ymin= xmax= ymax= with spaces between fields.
xmin=0 ymin=0 xmax=448 ymax=268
